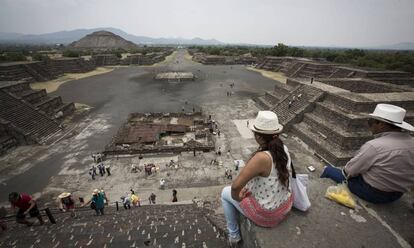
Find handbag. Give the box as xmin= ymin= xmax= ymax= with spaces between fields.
xmin=290 ymin=162 xmax=311 ymax=211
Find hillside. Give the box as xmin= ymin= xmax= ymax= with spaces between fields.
xmin=68 ymin=31 xmax=138 ymax=49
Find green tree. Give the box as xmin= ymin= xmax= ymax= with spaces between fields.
xmin=271 ymin=43 xmax=289 ymax=56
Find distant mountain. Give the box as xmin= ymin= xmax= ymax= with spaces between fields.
xmin=0 ymin=27 xmax=224 ymax=46
xmin=69 ymin=31 xmax=138 ymax=50
xmin=373 ymin=42 xmax=414 ymax=51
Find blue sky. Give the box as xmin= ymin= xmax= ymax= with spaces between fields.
xmin=0 ymin=0 xmax=413 ymax=46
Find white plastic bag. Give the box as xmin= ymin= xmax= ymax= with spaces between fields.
xmin=291 ymin=173 xmax=311 ymax=211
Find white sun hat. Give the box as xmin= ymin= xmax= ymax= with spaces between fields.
xmin=369 ymin=104 xmax=414 ymax=131
xmin=248 ymin=111 xmax=283 ymax=134
xmin=58 ymin=192 xmax=71 ymax=199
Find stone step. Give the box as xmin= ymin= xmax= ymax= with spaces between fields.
xmin=35 ymin=96 xmax=63 ymax=116
xmin=303 ymin=112 xmax=372 ymax=151
xmin=1 ymin=204 xmax=228 ymax=248
xmin=20 ymin=89 xmax=47 ymax=104
xmin=324 ymin=93 xmax=375 ymax=113
xmin=255 ymin=96 xmax=273 ymax=110
xmin=313 ymin=101 xmax=368 ymax=132
xmin=292 ymin=121 xmax=355 ymax=166
xmin=0 ymin=90 xmax=61 ymax=143
xmin=265 ymin=91 xmax=283 ymax=104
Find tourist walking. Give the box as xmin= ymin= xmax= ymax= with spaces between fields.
xmin=221 ymin=111 xmax=293 ymax=244
xmin=89 ymin=165 xmax=97 ymax=180
xmin=130 ymin=193 xmax=141 ymax=207
xmin=172 ymin=189 xmax=178 ymax=202
xmin=106 ymin=164 xmax=111 ymax=176
xmin=160 ymin=179 xmax=166 ymax=189
xmin=83 ymin=189 xmax=108 ymax=216
xmin=149 ymin=193 xmax=156 ymax=204
xmin=57 ymin=192 xmax=76 ymax=217
xmin=120 ymin=195 xmax=131 ymax=209
xmin=98 ymin=163 xmax=105 ymax=176
xmin=8 ymin=192 xmax=44 ymax=226
xmin=321 ymin=104 xmax=414 ymax=204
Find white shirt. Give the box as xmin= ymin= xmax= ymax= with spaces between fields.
xmin=246 ymin=146 xmax=292 ymax=210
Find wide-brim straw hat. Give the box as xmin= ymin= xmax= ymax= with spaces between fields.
xmin=58 ymin=192 xmax=71 ymax=199
xmin=368 ymin=104 xmax=414 ymax=131
xmin=248 ymin=111 xmax=283 ymax=134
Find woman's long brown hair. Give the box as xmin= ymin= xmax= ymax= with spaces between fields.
xmin=251 ymin=132 xmax=289 ymax=187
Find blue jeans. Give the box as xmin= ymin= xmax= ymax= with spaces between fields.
xmin=321 ymin=165 xmax=403 ymax=204
xmin=221 ymin=186 xmax=245 ymax=239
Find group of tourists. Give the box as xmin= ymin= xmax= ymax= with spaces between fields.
xmin=288 ymin=94 xmax=302 ymax=108
xmin=144 ymin=163 xmax=159 ymax=175
xmin=7 ymin=185 xmax=181 ymax=227
xmin=222 ymin=104 xmax=414 ymax=245
xmin=89 ymin=153 xmax=111 ymax=180
xmin=56 ymin=189 xmax=110 ymax=217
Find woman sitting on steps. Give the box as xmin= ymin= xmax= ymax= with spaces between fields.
xmin=221 ymin=111 xmax=293 ymax=244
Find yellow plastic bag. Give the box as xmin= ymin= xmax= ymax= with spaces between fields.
xmin=325 ymin=184 xmax=356 ymax=209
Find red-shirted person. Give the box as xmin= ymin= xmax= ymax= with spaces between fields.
xmin=8 ymin=192 xmax=44 ymax=226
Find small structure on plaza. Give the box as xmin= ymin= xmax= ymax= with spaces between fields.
xmin=154 ymin=72 xmax=195 ymax=81
xmin=104 ymin=112 xmax=214 ymax=155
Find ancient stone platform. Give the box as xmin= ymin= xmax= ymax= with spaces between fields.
xmin=155 ymin=72 xmax=195 ymax=81
xmin=255 ymin=62 xmax=414 ymax=166
xmin=104 ymin=112 xmax=214 ymax=155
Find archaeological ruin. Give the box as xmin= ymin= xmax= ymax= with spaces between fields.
xmin=104 ymin=112 xmax=214 ymax=155
xmin=254 ymin=56 xmax=414 ymax=166
xmin=0 ymin=80 xmax=74 ymax=154
xmin=1 ymin=47 xmax=414 ymax=248
xmin=191 ymin=52 xmax=257 ymax=65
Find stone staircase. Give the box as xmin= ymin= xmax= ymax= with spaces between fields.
xmin=255 ymin=77 xmax=414 ymax=167
xmin=285 ymin=62 xmax=304 ymax=77
xmin=26 ymin=62 xmax=55 ymax=81
xmin=0 ymin=59 xmax=95 ymax=83
xmin=291 ymin=89 xmax=414 ymax=166
xmin=255 ymin=80 xmax=325 ymax=131
xmin=0 ymin=204 xmax=228 ymax=248
xmin=1 ymin=81 xmax=75 ymax=120
xmin=294 ymin=63 xmax=337 ymax=78
xmin=256 ymin=57 xmax=284 ymax=71
xmin=290 ymin=91 xmax=373 ymax=166
xmin=255 ymin=83 xmax=295 ymax=110
xmin=0 ymin=90 xmax=62 ymax=144
xmin=270 ymin=84 xmax=325 ymax=129
xmin=0 ymin=63 xmax=35 ymax=82
xmin=22 ymin=63 xmax=49 ymax=82
xmin=328 ymin=67 xmax=354 ymax=78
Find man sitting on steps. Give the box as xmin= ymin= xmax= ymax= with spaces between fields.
xmin=321 ymin=103 xmax=414 ymax=204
